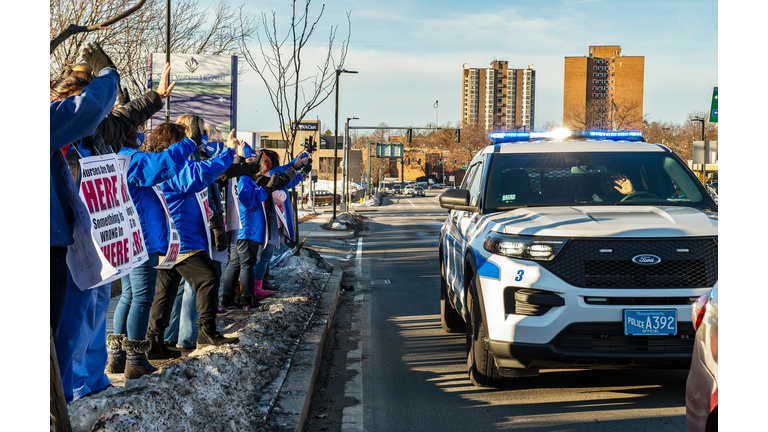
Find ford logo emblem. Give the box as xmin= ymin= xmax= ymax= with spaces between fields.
xmin=632 ymin=254 xmax=662 ymax=265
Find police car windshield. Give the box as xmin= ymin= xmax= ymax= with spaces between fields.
xmin=485 ymin=152 xmax=711 ymax=211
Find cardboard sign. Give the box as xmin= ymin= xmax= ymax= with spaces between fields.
xmin=66 ymin=153 xmax=146 ymax=290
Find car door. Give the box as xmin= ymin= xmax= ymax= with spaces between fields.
xmin=444 ymin=162 xmax=483 ymax=312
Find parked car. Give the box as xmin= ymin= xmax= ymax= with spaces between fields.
xmin=686 ymin=283 xmax=718 ymax=432
xmin=411 ymin=186 xmax=425 ymax=197
xmin=438 ymin=131 xmax=718 ymax=388
xmin=303 ymin=190 xmax=340 ymax=206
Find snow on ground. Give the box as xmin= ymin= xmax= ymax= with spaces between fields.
xmin=302 ymin=179 xmax=362 ymax=192
xmin=66 ymin=250 xmax=331 ymax=432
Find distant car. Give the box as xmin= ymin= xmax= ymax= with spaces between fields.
xmin=403 ymin=184 xmax=416 ymax=195
xmin=411 ymin=186 xmax=425 ymax=197
xmin=303 ymin=190 xmax=340 ymax=206
xmin=686 ymin=284 xmax=718 ymax=432
xmin=393 ymin=184 xmax=403 ymax=194
xmin=432 ymin=183 xmax=444 ymax=189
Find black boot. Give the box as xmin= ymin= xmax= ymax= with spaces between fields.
xmin=196 ymin=322 xmax=240 ymax=349
xmin=221 ymin=292 xmax=241 ymax=309
xmin=240 ymin=293 xmax=261 ymax=309
xmin=146 ymin=330 xmax=181 ymax=359
xmin=123 ymin=339 xmax=157 ymax=380
xmin=105 ymin=334 xmax=126 ymax=374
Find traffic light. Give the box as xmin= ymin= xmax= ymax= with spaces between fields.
xmin=454 ymin=160 xmax=457 ymax=166
xmin=438 ymin=160 xmax=442 ymax=165
xmin=454 ymin=129 xmax=461 ymax=143
xmin=406 ymin=129 xmax=413 ymax=142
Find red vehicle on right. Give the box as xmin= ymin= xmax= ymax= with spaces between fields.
xmin=686 ymin=283 xmax=718 ymax=432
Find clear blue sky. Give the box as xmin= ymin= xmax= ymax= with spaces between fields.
xmin=236 ymin=0 xmax=718 ymax=133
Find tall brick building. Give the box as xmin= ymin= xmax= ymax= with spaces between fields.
xmin=563 ymin=45 xmax=644 ymax=131
xmin=462 ymin=61 xmax=536 ymax=132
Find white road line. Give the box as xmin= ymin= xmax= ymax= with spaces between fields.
xmin=407 ymin=199 xmax=416 ymax=207
xmin=355 ymin=237 xmax=363 ymax=279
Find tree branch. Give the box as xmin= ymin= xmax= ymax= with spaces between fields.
xmin=50 ymin=0 xmax=147 ymax=54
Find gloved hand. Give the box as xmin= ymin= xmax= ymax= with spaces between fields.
xmin=117 ymin=86 xmax=130 ymax=105
xmin=82 ymin=42 xmax=116 ymax=75
xmin=209 ymin=214 xmax=229 ymax=252
xmin=188 ymin=115 xmax=203 ymax=147
xmin=292 ymin=152 xmax=311 ymax=170
xmin=272 ymin=190 xmax=287 ymax=206
xmin=257 ymin=170 xmax=296 ymax=194
xmin=300 ymin=163 xmax=312 ymax=176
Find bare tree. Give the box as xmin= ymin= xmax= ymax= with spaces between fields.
xmin=238 ymin=0 xmax=351 ymax=162
xmin=51 ymin=0 xmax=256 ymax=101
xmin=539 ymin=120 xmax=562 ymax=131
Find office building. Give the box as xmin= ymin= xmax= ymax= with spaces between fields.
xmin=462 ymin=61 xmax=536 ymax=132
xmin=563 ymin=45 xmax=644 ymax=131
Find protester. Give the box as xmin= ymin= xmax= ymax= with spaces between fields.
xmin=50 ymin=43 xmax=120 ymax=343
xmin=220 ymin=151 xmax=310 ymax=308
xmin=251 ymin=150 xmax=310 ymax=295
xmin=109 ymin=121 xmax=198 ymax=379
xmin=54 ymin=51 xmax=176 ymax=401
xmin=146 ymin=125 xmax=241 ymax=351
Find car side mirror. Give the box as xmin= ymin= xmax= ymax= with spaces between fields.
xmin=439 ymin=189 xmax=478 ymax=212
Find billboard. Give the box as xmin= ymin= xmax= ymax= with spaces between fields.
xmin=147 ymin=53 xmax=237 ymax=133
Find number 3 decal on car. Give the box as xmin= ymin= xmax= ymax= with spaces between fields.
xmin=515 ymin=270 xmax=524 ymax=281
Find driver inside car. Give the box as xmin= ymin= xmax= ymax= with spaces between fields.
xmin=592 ymin=172 xmax=637 ymax=202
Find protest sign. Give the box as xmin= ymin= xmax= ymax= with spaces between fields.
xmin=153 ymin=185 xmax=181 ymax=269
xmin=117 ymin=155 xmax=149 ymax=268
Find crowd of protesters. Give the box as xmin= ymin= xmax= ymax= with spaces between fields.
xmin=50 ymin=43 xmax=311 ymax=403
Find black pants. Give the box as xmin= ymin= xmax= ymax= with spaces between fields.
xmin=221 ymin=239 xmax=263 ymax=298
xmin=148 ymin=252 xmax=221 ymax=336
xmin=50 ymin=246 xmax=68 ymax=342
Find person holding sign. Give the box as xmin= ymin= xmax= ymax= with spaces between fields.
xmin=107 ymin=122 xmax=197 ymax=379
xmin=147 ymin=127 xmax=241 ymax=351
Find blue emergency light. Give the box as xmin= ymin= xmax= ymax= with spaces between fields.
xmin=489 ymin=129 xmax=644 ymax=143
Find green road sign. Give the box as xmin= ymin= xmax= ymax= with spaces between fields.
xmin=709 ymin=87 xmax=718 ymax=123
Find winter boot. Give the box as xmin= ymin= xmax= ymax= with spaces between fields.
xmin=122 ymin=339 xmax=157 ymax=380
xmin=105 ymin=334 xmax=126 ymax=374
xmin=253 ymin=280 xmax=274 ymax=300
xmin=221 ymin=292 xmax=241 ymax=309
xmin=146 ymin=330 xmax=181 ymax=360
xmin=196 ymin=322 xmax=240 ymax=349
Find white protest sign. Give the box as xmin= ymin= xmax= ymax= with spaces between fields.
xmin=153 ymin=185 xmax=181 ymax=269
xmin=66 ymin=153 xmax=137 ymax=290
xmin=117 ymin=155 xmax=149 ymax=268
xmin=196 ymin=188 xmax=213 ymax=257
xmin=225 ymin=178 xmax=242 ymax=231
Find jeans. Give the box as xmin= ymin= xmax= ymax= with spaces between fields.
xmin=148 ymin=252 xmax=222 ymax=337
xmin=253 ymin=243 xmax=276 ymax=281
xmin=221 ymin=239 xmax=262 ymax=298
xmin=112 ymin=252 xmax=160 ymax=341
xmin=54 ymin=270 xmax=111 ymax=403
xmin=218 ymin=261 xmax=227 ymax=305
xmin=163 ymin=280 xmax=199 ymax=348
xmin=51 ymin=247 xmax=69 ymax=343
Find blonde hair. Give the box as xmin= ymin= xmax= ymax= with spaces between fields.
xmin=175 ymin=114 xmax=207 ymax=138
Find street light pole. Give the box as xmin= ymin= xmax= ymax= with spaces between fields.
xmin=165 ymin=0 xmax=171 ymax=122
xmin=342 ymin=117 xmax=358 ymax=211
xmin=333 ymin=68 xmax=358 ymax=221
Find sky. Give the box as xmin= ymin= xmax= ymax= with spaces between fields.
xmin=235 ymin=0 xmax=718 ymax=133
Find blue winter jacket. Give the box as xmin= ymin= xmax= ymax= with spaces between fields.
xmin=119 ymin=138 xmax=197 ymax=254
xmin=236 ymin=176 xmax=269 ymax=243
xmin=161 ymin=147 xmax=236 ymax=253
xmin=50 ymin=68 xmax=120 ymax=247
xmin=269 ymin=158 xmax=305 ymax=239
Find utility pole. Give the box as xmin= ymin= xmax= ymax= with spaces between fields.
xmin=333 ymin=69 xmax=358 ymax=221
xmin=165 ymin=0 xmax=171 ymax=122
xmin=691 ymin=117 xmax=706 ymax=183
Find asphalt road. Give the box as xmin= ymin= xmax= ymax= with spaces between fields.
xmin=306 ymin=191 xmax=689 ymax=432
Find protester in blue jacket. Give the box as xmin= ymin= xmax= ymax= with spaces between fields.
xmin=147 ymin=128 xmax=242 ymax=351
xmin=50 ymin=44 xmax=119 ymax=342
xmin=220 ymin=151 xmax=310 ymax=307
xmin=251 ymin=150 xmax=310 ymax=294
xmin=108 ymin=123 xmax=196 ymax=379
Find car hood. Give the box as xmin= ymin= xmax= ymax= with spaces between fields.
xmin=488 ymin=206 xmax=718 ymax=238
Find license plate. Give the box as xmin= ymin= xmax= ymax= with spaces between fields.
xmin=623 ymin=309 xmax=677 ymax=336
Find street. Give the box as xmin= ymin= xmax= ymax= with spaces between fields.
xmin=305 ymin=191 xmax=689 ymax=432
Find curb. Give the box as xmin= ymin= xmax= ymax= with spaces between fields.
xmin=269 ymin=266 xmax=343 ymax=431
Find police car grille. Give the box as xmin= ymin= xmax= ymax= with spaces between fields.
xmin=540 ymin=238 xmax=717 ymax=288
xmin=553 ymin=323 xmax=695 ymax=353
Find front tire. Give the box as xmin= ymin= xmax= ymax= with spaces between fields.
xmin=440 ymin=257 xmax=464 ymax=333
xmin=466 ymin=280 xmax=510 ymax=388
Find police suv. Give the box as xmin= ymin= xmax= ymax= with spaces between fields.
xmin=438 ymin=130 xmax=718 ymax=387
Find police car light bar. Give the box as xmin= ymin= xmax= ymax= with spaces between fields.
xmin=489 ymin=130 xmax=644 ymax=143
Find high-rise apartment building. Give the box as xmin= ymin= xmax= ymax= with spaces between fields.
xmin=462 ymin=61 xmax=536 ymax=132
xmin=563 ymin=45 xmax=644 ymax=131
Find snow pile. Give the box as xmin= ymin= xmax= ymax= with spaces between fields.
xmin=322 ymin=212 xmax=365 ymax=232
xmin=66 ymin=250 xmax=331 ymax=432
xmin=303 ymin=179 xmax=362 ymax=192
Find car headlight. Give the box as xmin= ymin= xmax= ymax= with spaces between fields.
xmin=483 ymin=233 xmax=568 ymax=261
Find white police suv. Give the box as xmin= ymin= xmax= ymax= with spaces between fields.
xmin=438 ymin=130 xmax=718 ymax=387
